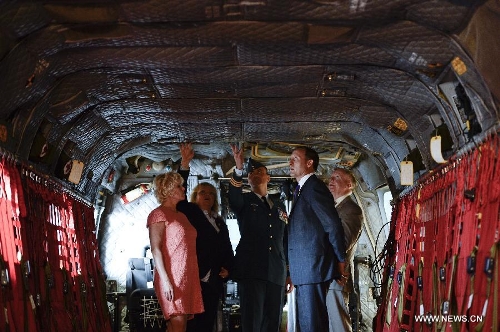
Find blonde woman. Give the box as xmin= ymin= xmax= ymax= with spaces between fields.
xmin=147 ymin=172 xmax=204 ymax=332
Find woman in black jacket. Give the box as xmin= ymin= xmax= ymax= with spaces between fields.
xmin=177 ymin=143 xmax=234 ymax=332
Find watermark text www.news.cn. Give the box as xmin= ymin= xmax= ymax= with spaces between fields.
xmin=415 ymin=315 xmax=483 ymax=324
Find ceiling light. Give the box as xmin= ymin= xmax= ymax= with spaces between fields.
xmin=325 ymin=72 xmax=355 ymax=81
xmin=320 ymin=89 xmax=346 ymax=97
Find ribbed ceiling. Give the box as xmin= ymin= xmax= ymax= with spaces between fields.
xmin=0 ymin=0 xmax=498 ymax=201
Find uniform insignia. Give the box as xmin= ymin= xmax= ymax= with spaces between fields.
xmin=230 ymin=176 xmax=242 ymax=187
xmin=278 ymin=208 xmax=288 ymax=224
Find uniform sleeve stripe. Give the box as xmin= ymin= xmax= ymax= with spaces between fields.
xmin=230 ymin=177 xmax=242 ymax=187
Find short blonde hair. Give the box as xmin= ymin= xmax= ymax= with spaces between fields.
xmin=153 ymin=172 xmax=184 ymax=204
xmin=190 ymin=182 xmax=219 ymax=214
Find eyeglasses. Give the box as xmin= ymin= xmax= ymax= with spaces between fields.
xmin=197 ymin=189 xmax=216 ymax=196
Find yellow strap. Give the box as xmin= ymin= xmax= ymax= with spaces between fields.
xmin=475 ymin=242 xmax=498 ymax=331
xmin=417 ymin=259 xmax=424 ymax=332
xmin=445 ymin=255 xmax=459 ymax=332
xmin=385 ymin=265 xmax=395 ymax=326
xmin=397 ymin=264 xmax=407 ymax=324
xmin=432 ymin=262 xmax=438 ymax=332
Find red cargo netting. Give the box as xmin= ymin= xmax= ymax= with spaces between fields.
xmin=375 ymin=134 xmax=500 ymax=331
xmin=0 ymin=156 xmax=111 ymax=332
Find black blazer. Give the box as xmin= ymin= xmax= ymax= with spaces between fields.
xmin=177 ymin=170 xmax=234 ymax=292
xmin=288 ymin=174 xmax=346 ymax=285
xmin=228 ymin=171 xmax=288 ymax=287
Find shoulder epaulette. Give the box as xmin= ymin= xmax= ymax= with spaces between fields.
xmin=230 ymin=175 xmax=242 ymax=187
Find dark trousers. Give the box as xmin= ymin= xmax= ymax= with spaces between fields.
xmin=239 ymin=279 xmax=284 ymax=332
xmin=295 ymin=282 xmax=330 ymax=332
xmin=186 ymin=282 xmax=220 ymax=332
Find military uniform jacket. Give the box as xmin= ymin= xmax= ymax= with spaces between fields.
xmin=228 ymin=171 xmax=288 ymax=287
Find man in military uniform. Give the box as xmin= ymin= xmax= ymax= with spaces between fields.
xmin=228 ymin=144 xmax=291 ymax=332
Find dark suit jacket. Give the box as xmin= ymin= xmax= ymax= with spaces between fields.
xmin=288 ymin=174 xmax=346 ymax=285
xmin=336 ymin=195 xmax=363 ymax=292
xmin=228 ymin=171 xmax=288 ymax=287
xmin=178 ymin=170 xmax=234 ymax=292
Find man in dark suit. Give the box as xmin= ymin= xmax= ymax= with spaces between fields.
xmin=326 ymin=168 xmax=364 ymax=332
xmin=288 ymin=146 xmax=347 ymax=332
xmin=228 ymin=144 xmax=292 ymax=332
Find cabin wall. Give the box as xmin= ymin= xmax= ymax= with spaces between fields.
xmin=0 ymin=156 xmax=111 ymax=332
xmin=374 ymin=134 xmax=500 ymax=331
xmin=1 ymin=133 xmax=499 ymax=331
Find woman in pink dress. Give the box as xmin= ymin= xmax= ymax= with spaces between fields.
xmin=147 ymin=172 xmax=204 ymax=332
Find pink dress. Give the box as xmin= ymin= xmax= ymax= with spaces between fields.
xmin=147 ymin=206 xmax=204 ymax=320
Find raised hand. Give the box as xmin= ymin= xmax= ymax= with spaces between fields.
xmin=179 ymin=142 xmax=194 ymax=169
xmin=230 ymin=143 xmax=244 ymax=170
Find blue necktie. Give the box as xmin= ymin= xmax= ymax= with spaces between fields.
xmin=293 ymin=185 xmax=301 ymax=200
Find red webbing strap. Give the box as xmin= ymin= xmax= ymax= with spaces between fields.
xmin=440 ymin=254 xmax=458 ymax=332
xmin=417 ymin=164 xmax=455 ymax=332
xmin=475 ymin=242 xmax=498 ymax=331
xmin=56 ymin=203 xmax=83 ymax=331
xmin=42 ymin=262 xmax=57 ymax=332
xmin=472 ymin=135 xmax=500 ymax=331
xmin=493 ymin=243 xmax=498 ymax=332
xmin=432 ymin=261 xmax=439 ymax=332
xmin=415 ymin=217 xmax=437 ymax=332
xmin=476 ymin=135 xmax=499 ymax=206
xmin=11 ymin=165 xmax=39 ymax=332
xmin=76 ymin=202 xmax=110 ymax=332
xmin=446 ymin=154 xmax=477 ymax=331
xmin=21 ymin=183 xmax=47 ymax=332
xmin=490 ymin=135 xmax=500 ymax=197
xmin=61 ymin=268 xmax=77 ymax=331
xmin=0 ymin=253 xmax=15 ymax=332
xmin=48 ymin=212 xmax=76 ymax=331
xmin=436 ymin=261 xmax=446 ymax=331
xmin=69 ymin=199 xmax=110 ymax=332
xmin=24 ymin=180 xmax=65 ymax=332
xmin=396 ymin=195 xmax=417 ymax=331
xmin=379 ymin=201 xmax=400 ymax=330
xmin=77 ymin=275 xmax=89 ymax=332
xmin=434 ymin=215 xmax=452 ymax=331
xmin=382 ymin=194 xmax=414 ymax=331
xmin=0 ymin=159 xmax=28 ymax=331
xmin=416 ymin=259 xmax=424 ymax=332
xmin=458 ymin=247 xmax=478 ymax=319
xmin=0 ymin=160 xmax=14 ymax=332
xmin=377 ymin=201 xmax=400 ymax=331
xmin=20 ymin=259 xmax=37 ymax=332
